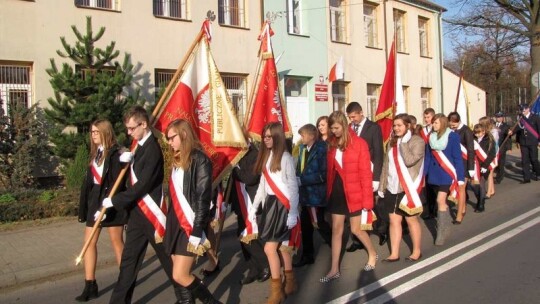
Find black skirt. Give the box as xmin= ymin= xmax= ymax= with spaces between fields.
xmin=168 ymin=228 xmax=197 ymax=257
xmin=379 ymin=190 xmax=416 ymax=217
xmin=85 ymin=185 xmax=127 ymax=227
xmin=258 ymin=195 xmax=290 ymax=243
xmin=327 ymin=174 xmax=361 ymax=216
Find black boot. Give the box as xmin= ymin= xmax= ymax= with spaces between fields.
xmin=475 ymin=199 xmax=485 ymax=213
xmin=75 ymin=280 xmax=98 ymax=302
xmin=186 ymin=277 xmax=222 ymax=304
xmin=174 ymin=283 xmax=194 ymax=304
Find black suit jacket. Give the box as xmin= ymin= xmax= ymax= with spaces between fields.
xmin=112 ymin=133 xmax=164 ymax=219
xmin=515 ymin=114 xmax=540 ymax=146
xmin=497 ymin=122 xmax=511 ymax=151
xmin=354 ymin=118 xmax=383 ymax=182
xmin=455 ymin=125 xmax=475 ymax=173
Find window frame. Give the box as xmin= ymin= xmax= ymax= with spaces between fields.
xmin=393 ymin=9 xmax=407 ymax=53
xmin=363 ymin=2 xmax=378 ymax=48
xmin=418 ymin=17 xmax=430 ymax=57
xmin=74 ymin=0 xmax=121 ymax=12
xmin=218 ymin=0 xmax=247 ymax=28
xmin=221 ymin=73 xmax=248 ymax=125
xmin=330 ymin=0 xmax=348 ymax=43
xmin=0 ymin=62 xmax=33 ymax=127
xmin=287 ymin=0 xmax=303 ymax=35
xmin=153 ymin=0 xmax=189 ymax=20
xmin=332 ymin=81 xmax=349 ymax=112
xmin=421 ymin=87 xmax=431 ymax=111
xmin=366 ymin=83 xmax=380 ymax=121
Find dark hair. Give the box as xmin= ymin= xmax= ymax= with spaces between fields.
xmin=473 ymin=123 xmax=494 ymax=153
xmin=447 ymin=111 xmax=461 ymax=123
xmin=423 ymin=108 xmax=435 ymax=115
xmin=254 ymin=122 xmax=287 ymax=173
xmin=389 ymin=113 xmax=414 ymax=147
xmin=346 ymin=102 xmax=362 ymax=114
xmin=124 ymin=106 xmax=149 ymax=124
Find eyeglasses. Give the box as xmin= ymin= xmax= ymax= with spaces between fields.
xmin=263 ymin=135 xmax=273 ymax=140
xmin=91 ymin=130 xmax=100 ymax=135
xmin=167 ymin=134 xmax=178 ymax=141
xmin=126 ymin=123 xmax=142 ymax=132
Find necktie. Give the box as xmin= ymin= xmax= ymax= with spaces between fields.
xmin=95 ymin=149 xmax=103 ymax=163
xmin=353 ymin=123 xmax=360 ymax=135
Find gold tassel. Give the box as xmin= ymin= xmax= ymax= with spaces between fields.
xmin=240 ymin=233 xmax=258 ymax=244
xmin=279 ymin=245 xmax=297 ymax=255
xmin=187 ymin=239 xmax=212 ymax=257
xmin=399 ymin=205 xmax=423 ymax=216
xmin=210 ymin=219 xmax=219 ymax=229
xmin=361 ymin=224 xmax=373 ymax=231
xmin=261 ymin=53 xmax=274 ymax=59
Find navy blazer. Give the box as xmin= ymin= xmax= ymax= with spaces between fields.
xmin=424 ymin=131 xmax=465 ymax=186
xmin=296 ymin=140 xmax=327 ymax=207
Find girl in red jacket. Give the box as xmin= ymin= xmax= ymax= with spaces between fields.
xmin=320 ymin=111 xmax=378 ymax=283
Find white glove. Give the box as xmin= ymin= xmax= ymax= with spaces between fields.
xmin=296 ymin=177 xmax=302 ymax=187
xmin=93 ymin=210 xmax=106 ymax=222
xmin=188 ymin=235 xmax=201 ymax=248
xmin=378 ymin=191 xmax=385 ymax=198
xmin=102 ymin=197 xmax=113 ymax=209
xmin=480 ymin=167 xmax=488 ymax=174
xmin=458 ymin=180 xmax=465 ymax=186
xmin=468 ymin=170 xmax=476 ymax=179
xmin=119 ymin=152 xmax=133 ymax=163
xmin=372 ymin=181 xmax=380 ymax=192
xmin=286 ymin=214 xmax=298 ymax=229
xmin=248 ymin=206 xmax=257 ymax=223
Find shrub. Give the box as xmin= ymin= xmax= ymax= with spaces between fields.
xmin=38 ymin=190 xmax=57 ymax=202
xmin=65 ymin=144 xmax=89 ymax=190
xmin=0 ymin=193 xmax=16 ymax=204
xmin=0 ymin=188 xmax=78 ymax=222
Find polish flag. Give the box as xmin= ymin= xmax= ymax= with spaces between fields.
xmin=454 ymin=75 xmax=469 ymax=126
xmin=328 ymin=56 xmax=344 ymax=82
xmin=154 ymin=26 xmax=247 ymax=187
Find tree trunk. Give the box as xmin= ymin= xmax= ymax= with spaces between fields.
xmin=530 ymin=23 xmax=540 ymax=97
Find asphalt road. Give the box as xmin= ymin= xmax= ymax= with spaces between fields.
xmin=1 ymin=155 xmax=539 ymax=304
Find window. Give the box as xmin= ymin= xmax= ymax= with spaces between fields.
xmin=366 ymin=83 xmax=380 ymax=120
xmin=284 ymin=77 xmax=308 ymax=98
xmin=402 ymin=86 xmax=409 ymax=112
xmin=154 ymin=0 xmax=188 ymax=20
xmin=394 ymin=9 xmax=406 ymax=52
xmin=332 ymin=81 xmax=348 ymax=112
xmin=154 ymin=69 xmax=176 ymax=99
xmin=330 ymin=0 xmax=347 ymax=43
xmin=218 ymin=0 xmax=246 ymax=28
xmin=75 ymin=0 xmax=120 ymax=11
xmin=222 ymin=74 xmax=248 ymax=124
xmin=0 ymin=63 xmax=32 ymax=123
xmin=363 ymin=3 xmax=378 ymax=48
xmin=421 ymin=87 xmax=431 ymax=111
xmin=418 ymin=17 xmax=429 ymax=57
xmin=287 ymin=0 xmax=303 ymax=35
xmin=77 ymin=65 xmax=116 ymax=81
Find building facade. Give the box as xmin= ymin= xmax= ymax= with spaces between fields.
xmin=1 ymin=0 xmax=486 ymax=148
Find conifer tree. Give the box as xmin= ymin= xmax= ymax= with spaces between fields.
xmin=46 ymin=16 xmax=139 ymax=159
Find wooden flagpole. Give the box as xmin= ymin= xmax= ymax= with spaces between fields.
xmin=214 ymin=178 xmax=233 ymax=253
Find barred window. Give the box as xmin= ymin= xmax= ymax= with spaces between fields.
xmin=218 ymin=0 xmax=246 ymax=28
xmin=330 ymin=0 xmax=347 ymax=43
xmin=364 ymin=3 xmax=378 ymax=48
xmin=76 ymin=65 xmax=116 ymax=81
xmin=153 ymin=0 xmax=188 ymax=20
xmin=332 ymin=81 xmax=348 ymax=112
xmin=418 ymin=17 xmax=430 ymax=57
xmin=421 ymin=87 xmax=431 ymax=111
xmin=154 ymin=69 xmax=176 ymax=100
xmin=394 ymin=9 xmax=407 ymax=53
xmin=366 ymin=83 xmax=380 ymax=120
xmin=75 ymin=0 xmax=120 ymax=11
xmin=0 ymin=63 xmax=32 ymax=124
xmin=221 ymin=73 xmax=247 ymax=124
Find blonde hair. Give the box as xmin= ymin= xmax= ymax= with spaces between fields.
xmin=432 ymin=113 xmax=449 ymax=139
xmin=89 ymin=119 xmax=116 ymax=166
xmin=328 ymin=111 xmax=351 ymax=150
xmin=166 ymin=119 xmax=201 ymax=170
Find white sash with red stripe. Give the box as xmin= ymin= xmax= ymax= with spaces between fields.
xmin=421 ymin=128 xmax=430 ymax=143
xmin=235 ymin=180 xmax=259 ymax=243
xmin=262 ymin=164 xmax=291 ymax=211
xmin=131 ymin=164 xmax=166 ymax=242
xmin=473 ymin=140 xmax=497 ymax=183
xmin=280 ymin=220 xmax=301 ymax=253
xmin=431 ymin=150 xmax=460 ymax=202
xmin=91 ymin=161 xmax=103 ymax=185
xmin=211 ymin=184 xmax=225 ymax=228
xmin=389 ymin=145 xmax=424 ymax=215
xmin=460 ymin=144 xmax=468 ymax=160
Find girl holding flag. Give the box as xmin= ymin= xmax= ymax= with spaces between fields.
xmin=378 ymin=114 xmax=425 ymax=262
xmin=76 ymin=119 xmax=127 ymax=302
xmin=248 ymin=122 xmax=300 ymax=304
xmin=471 ymin=123 xmax=496 ymax=212
xmin=164 ymin=119 xmax=221 ymax=304
xmin=321 ymin=111 xmax=378 ymax=283
xmin=424 ymin=114 xmax=464 ymax=246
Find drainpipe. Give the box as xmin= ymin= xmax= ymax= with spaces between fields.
xmin=437 ymin=11 xmax=444 ymax=112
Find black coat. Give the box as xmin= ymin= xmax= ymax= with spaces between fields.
xmin=515 ymin=113 xmax=540 ymax=146
xmin=455 ymin=125 xmax=475 ymax=174
xmin=497 ymin=122 xmax=511 ymax=151
xmin=79 ymin=144 xmax=127 ymax=226
xmin=356 ymin=119 xmax=384 ymax=182
xmin=476 ymin=135 xmax=496 ymax=179
xmin=164 ymin=149 xmax=212 ymax=253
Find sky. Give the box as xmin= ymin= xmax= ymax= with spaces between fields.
xmin=431 ymin=0 xmax=470 ymax=59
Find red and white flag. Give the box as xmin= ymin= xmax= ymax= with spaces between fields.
xmin=154 ymin=23 xmax=247 ymax=187
xmin=328 ymin=56 xmax=344 ymax=82
xmin=455 ymin=74 xmax=469 ymax=126
xmin=245 ymin=21 xmax=292 ymax=140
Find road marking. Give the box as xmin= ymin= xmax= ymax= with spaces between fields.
xmin=365 ymin=216 xmax=540 ymax=304
xmin=327 ymin=206 xmax=540 ymax=304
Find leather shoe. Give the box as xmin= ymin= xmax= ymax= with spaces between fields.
xmin=405 ymin=254 xmax=422 ymax=262
xmin=200 ymin=261 xmax=220 ymax=277
xmin=378 ymin=233 xmax=388 ymax=246
xmin=293 ymin=256 xmax=314 ymax=268
xmin=257 ymin=268 xmax=270 ymax=282
xmin=382 ymin=257 xmax=400 ymax=263
xmin=239 ymin=274 xmax=257 ymax=285
xmin=520 ymin=180 xmax=531 ymax=184
xmin=346 ymin=242 xmax=365 ymax=252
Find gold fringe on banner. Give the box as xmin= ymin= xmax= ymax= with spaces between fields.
xmin=240 ymin=233 xmax=258 ymax=244
xmin=399 ymin=205 xmax=423 ymax=216
xmin=187 ymin=239 xmax=212 ymax=256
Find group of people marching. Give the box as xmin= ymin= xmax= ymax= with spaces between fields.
xmin=75 ymin=101 xmax=540 ymax=304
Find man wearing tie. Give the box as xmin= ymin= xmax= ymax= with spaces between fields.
xmin=494 ymin=111 xmax=510 ymax=184
xmin=344 ymin=102 xmax=385 ymax=252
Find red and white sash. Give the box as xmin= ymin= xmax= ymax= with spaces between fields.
xmin=389 ymin=145 xmax=424 ymax=215
xmin=131 ymin=164 xmax=166 ymax=242
xmin=235 ymin=180 xmax=259 ymax=243
xmin=431 ymin=150 xmax=460 ymax=202
xmin=460 ymin=144 xmax=468 ymax=160
xmin=169 ymin=169 xmax=208 ymax=241
xmin=473 ymin=140 xmax=496 ymax=182
xmin=280 ymin=219 xmax=301 ymax=253
xmin=91 ymin=161 xmax=103 ymax=185
xmin=211 ymin=184 xmax=226 ymax=228
xmin=420 ymin=128 xmax=430 ymax=144
xmin=360 ymin=208 xmax=377 ymax=230
xmin=262 ymin=166 xmax=291 ymax=210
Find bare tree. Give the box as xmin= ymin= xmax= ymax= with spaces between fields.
xmin=445 ymin=0 xmax=540 ymax=95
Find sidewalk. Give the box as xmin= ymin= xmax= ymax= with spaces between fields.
xmin=0 ymin=218 xmax=118 ymax=289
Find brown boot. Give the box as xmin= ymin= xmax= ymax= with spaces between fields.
xmin=267 ymin=278 xmax=285 ymax=304
xmin=283 ymin=270 xmax=297 ymax=296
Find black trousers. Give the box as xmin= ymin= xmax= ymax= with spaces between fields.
xmin=109 ymin=212 xmax=176 ymax=304
xmin=495 ymin=151 xmax=507 ymax=182
xmin=240 ymin=239 xmax=268 ymax=275
xmin=299 ymin=206 xmax=331 ymax=258
xmin=520 ymin=144 xmax=540 ymax=181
